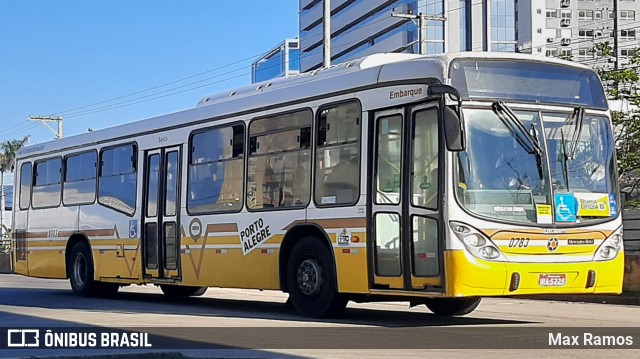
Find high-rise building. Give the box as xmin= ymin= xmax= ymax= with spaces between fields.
xmin=538 ymin=0 xmax=638 ymax=70
xmin=297 ymin=0 xmax=639 ymax=72
xmin=251 ymin=38 xmax=300 ymax=84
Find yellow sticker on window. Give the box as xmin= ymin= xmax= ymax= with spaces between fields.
xmin=574 ymin=193 xmax=610 ymax=217
xmin=536 ymin=204 xmax=552 ymax=224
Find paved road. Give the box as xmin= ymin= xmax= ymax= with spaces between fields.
xmin=0 ymin=274 xmax=639 ymax=358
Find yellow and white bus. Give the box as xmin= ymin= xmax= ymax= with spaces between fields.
xmin=12 ymin=52 xmax=624 ymax=318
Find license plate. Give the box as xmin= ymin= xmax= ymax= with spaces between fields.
xmin=538 ymin=274 xmax=567 ymax=287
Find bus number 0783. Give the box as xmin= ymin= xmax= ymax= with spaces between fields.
xmin=508 ymin=238 xmax=530 ymax=248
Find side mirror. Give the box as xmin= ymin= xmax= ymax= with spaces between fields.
xmin=443 ymin=106 xmax=465 ymax=151
xmin=428 ymin=84 xmax=465 ymax=152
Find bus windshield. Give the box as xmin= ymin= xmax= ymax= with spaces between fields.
xmin=456 ymin=107 xmax=617 ymax=225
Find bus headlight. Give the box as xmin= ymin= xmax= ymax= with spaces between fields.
xmin=450 ymin=221 xmax=507 ymax=262
xmin=478 ymin=246 xmax=500 ymax=259
xmin=593 ymin=229 xmax=623 ymax=262
xmin=463 ymin=233 xmax=486 ymax=247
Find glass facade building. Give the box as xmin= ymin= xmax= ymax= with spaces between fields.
xmin=299 ymin=0 xmax=432 ymax=72
xmin=490 ymin=0 xmax=516 ymax=52
xmin=297 ymin=0 xmax=520 ymax=72
xmin=251 ymin=39 xmax=300 ymax=84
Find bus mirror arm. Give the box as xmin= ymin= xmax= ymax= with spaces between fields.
xmin=427 ymin=84 xmax=462 ymax=112
xmin=428 ymin=84 xmax=465 ymax=152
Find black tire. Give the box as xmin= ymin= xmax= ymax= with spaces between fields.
xmin=69 ymin=242 xmax=119 ymax=297
xmin=160 ymin=285 xmax=208 ymax=299
xmin=424 ymin=297 xmax=481 ymax=316
xmin=286 ymin=237 xmax=347 ymax=318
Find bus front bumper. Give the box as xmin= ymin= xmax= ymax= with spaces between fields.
xmin=444 ymin=250 xmax=624 ymax=297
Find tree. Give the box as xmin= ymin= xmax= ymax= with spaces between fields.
xmin=0 ymin=136 xmax=29 ymax=239
xmin=593 ymin=42 xmax=640 ymax=208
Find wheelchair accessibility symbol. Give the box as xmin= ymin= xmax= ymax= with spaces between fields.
xmin=554 ymin=194 xmax=576 ymax=223
xmin=129 ymin=220 xmax=138 ymax=238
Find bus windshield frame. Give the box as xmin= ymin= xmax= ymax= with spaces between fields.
xmin=449 ymin=59 xmax=608 ymax=110
xmin=455 ymin=105 xmax=618 ymax=227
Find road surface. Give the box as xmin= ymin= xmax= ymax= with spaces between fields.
xmin=0 ymin=274 xmax=638 ymax=358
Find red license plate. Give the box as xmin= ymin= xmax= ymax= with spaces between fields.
xmin=538 ymin=274 xmax=567 ymax=287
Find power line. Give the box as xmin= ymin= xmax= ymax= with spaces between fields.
xmin=42 ymin=1 xmax=480 ymax=120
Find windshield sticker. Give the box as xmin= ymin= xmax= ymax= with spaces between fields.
xmin=574 ymin=193 xmax=610 ymax=217
xmin=536 ymin=204 xmax=553 ymax=224
xmin=554 ymin=194 xmax=577 ymax=222
xmin=609 ymin=194 xmax=618 ymax=217
xmin=492 ymin=205 xmax=525 ymax=214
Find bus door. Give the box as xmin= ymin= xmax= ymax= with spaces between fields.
xmin=371 ymin=103 xmax=443 ymax=291
xmin=142 ymin=146 xmax=181 ymax=281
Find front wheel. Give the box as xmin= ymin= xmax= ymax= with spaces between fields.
xmin=424 ymin=297 xmax=481 ymax=316
xmin=286 ymin=237 xmax=347 ymax=318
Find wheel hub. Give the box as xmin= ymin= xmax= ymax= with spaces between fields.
xmin=297 ymin=258 xmax=324 ymax=296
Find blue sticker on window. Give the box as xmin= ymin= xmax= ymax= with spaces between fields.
xmin=609 ymin=194 xmax=618 ymax=217
xmin=129 ymin=220 xmax=138 ymax=238
xmin=555 ymin=194 xmax=577 ymax=222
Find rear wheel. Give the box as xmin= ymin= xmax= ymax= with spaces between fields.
xmin=424 ymin=297 xmax=481 ymax=316
xmin=160 ymin=285 xmax=208 ymax=299
xmin=68 ymin=242 xmax=119 ymax=297
xmin=286 ymin=237 xmax=347 ymax=318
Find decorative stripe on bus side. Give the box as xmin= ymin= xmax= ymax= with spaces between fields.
xmin=282 ymin=217 xmax=367 ymax=230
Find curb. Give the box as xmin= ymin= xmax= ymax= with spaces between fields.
xmin=520 ymin=293 xmax=640 ymax=306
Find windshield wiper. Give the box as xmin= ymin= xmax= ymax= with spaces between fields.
xmin=559 ymin=128 xmax=571 ymax=191
xmin=492 ymin=102 xmax=543 ymax=156
xmin=529 ymin=123 xmax=545 ymax=181
xmin=492 ymin=102 xmax=545 ymax=182
xmin=568 ymin=107 xmax=585 ymax=160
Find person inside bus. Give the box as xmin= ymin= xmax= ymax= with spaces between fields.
xmin=322 ymin=147 xmax=359 ymax=203
xmin=262 ymin=158 xmax=284 ymax=208
xmin=292 ymin=154 xmax=310 ymax=206
xmin=492 ymin=150 xmax=533 ymax=190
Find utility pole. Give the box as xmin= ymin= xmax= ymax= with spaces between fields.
xmin=392 ymin=11 xmax=447 ymax=55
xmin=323 ymin=0 xmax=331 ymax=68
xmin=613 ymin=0 xmax=619 ymax=70
xmin=29 ymin=115 xmax=63 ymax=139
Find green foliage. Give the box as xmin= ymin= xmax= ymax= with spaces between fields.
xmin=593 ymin=43 xmax=640 ymax=208
xmin=0 ymin=136 xmax=29 ymax=174
xmin=0 ymin=136 xmax=29 ymax=242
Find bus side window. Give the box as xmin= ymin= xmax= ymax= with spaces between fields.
xmin=19 ymin=162 xmax=32 ymax=210
xmin=314 ymin=101 xmax=362 ymax=206
xmin=187 ymin=124 xmax=244 ymax=214
xmin=32 ymin=157 xmax=62 ymax=208
xmin=63 ymin=151 xmax=97 ymax=206
xmin=247 ymin=110 xmax=312 ymax=210
xmin=98 ymin=144 xmax=137 ymax=216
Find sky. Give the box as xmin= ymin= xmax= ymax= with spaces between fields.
xmin=0 ymin=0 xmax=299 ymax=150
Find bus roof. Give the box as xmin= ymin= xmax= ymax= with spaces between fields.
xmin=17 ymin=52 xmax=594 ymax=159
